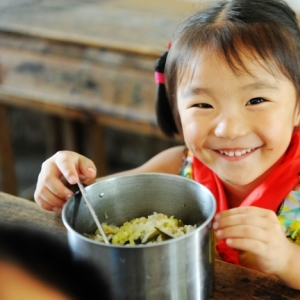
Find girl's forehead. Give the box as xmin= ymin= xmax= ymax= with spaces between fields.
xmin=176 ymin=50 xmax=297 ymax=106
xmin=178 ymin=47 xmax=285 ymax=83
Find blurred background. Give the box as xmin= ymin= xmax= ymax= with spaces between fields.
xmin=0 ymin=0 xmax=299 ymax=200
xmin=0 ymin=0 xmax=194 ymax=199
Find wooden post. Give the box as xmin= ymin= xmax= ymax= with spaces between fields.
xmin=83 ymin=122 xmax=107 ymax=177
xmin=0 ymin=104 xmax=18 ymax=195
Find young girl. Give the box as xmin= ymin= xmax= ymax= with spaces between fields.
xmin=34 ymin=0 xmax=300 ymax=289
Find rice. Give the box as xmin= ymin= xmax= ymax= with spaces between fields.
xmin=84 ymin=212 xmax=197 ymax=245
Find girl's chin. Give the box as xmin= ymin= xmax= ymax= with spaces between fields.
xmin=221 ymin=178 xmax=253 ymax=186
xmin=218 ymin=173 xmax=259 ymax=187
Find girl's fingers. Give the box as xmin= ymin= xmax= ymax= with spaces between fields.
xmin=214 ymin=214 xmax=270 ymax=231
xmin=214 ymin=207 xmax=278 ymax=229
xmin=215 ymin=224 xmax=267 ymax=242
xmin=34 ymin=151 xmax=97 ymax=210
xmin=77 ymin=155 xmax=97 ymax=181
xmin=213 ymin=207 xmax=290 ymax=275
xmin=53 ymin=151 xmax=80 ymax=185
xmin=34 ymin=186 xmax=67 ymax=211
xmin=43 ymin=176 xmax=74 ymax=202
xmin=224 ymin=237 xmax=265 ymax=255
xmin=54 ymin=151 xmax=97 ymax=185
xmin=35 ymin=160 xmax=75 ymax=210
xmin=213 ymin=206 xmax=283 ymax=251
xmin=215 ymin=206 xmax=273 ymax=220
xmin=36 ymin=200 xmax=55 ymax=211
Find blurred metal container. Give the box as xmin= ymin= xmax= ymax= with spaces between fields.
xmin=62 ymin=173 xmax=216 ymax=300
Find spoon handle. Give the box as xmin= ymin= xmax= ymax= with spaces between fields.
xmin=77 ymin=181 xmax=110 ymax=245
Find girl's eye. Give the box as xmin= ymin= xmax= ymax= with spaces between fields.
xmin=246 ymin=97 xmax=266 ymax=105
xmin=193 ymin=103 xmax=213 ymax=108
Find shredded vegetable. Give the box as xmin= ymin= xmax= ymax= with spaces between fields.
xmin=84 ymin=212 xmax=196 ymax=245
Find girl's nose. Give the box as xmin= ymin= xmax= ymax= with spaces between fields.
xmin=214 ymin=116 xmax=249 ymax=139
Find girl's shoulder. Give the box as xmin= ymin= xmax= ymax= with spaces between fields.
xmin=133 ymin=145 xmax=186 ymax=174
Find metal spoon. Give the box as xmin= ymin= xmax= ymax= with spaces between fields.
xmin=77 ymin=181 xmax=109 ymax=245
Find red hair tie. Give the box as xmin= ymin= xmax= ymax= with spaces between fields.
xmin=155 ymin=72 xmax=165 ymax=84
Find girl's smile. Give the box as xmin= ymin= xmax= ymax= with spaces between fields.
xmin=214 ymin=147 xmax=257 ymax=160
xmin=177 ymin=49 xmax=300 ymax=190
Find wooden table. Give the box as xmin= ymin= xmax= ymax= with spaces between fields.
xmin=0 ymin=0 xmax=198 ymax=195
xmin=1 ymin=192 xmax=299 ymax=299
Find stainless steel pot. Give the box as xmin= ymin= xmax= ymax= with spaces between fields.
xmin=62 ymin=173 xmax=216 ymax=300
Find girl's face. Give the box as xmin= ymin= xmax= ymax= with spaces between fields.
xmin=177 ymin=50 xmax=300 ymax=188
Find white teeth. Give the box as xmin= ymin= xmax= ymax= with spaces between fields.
xmin=219 ymin=148 xmax=253 ymax=157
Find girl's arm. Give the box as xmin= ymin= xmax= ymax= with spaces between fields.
xmin=34 ymin=146 xmax=185 ymax=211
xmin=122 ymin=145 xmax=185 ymax=174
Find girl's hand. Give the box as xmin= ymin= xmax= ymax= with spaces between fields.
xmin=213 ymin=206 xmax=292 ymax=275
xmin=34 ymin=151 xmax=97 ymax=211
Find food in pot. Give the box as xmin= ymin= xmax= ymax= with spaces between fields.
xmin=84 ymin=212 xmax=196 ymax=245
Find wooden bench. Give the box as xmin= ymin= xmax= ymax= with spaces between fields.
xmin=0 ymin=0 xmax=202 ymax=195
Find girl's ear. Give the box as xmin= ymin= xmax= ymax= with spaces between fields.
xmin=294 ymin=99 xmax=300 ymax=127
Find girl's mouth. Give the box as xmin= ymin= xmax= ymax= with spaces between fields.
xmin=217 ymin=148 xmax=255 ymax=157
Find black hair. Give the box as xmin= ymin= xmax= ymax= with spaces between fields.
xmin=155 ymin=51 xmax=179 ymax=136
xmin=156 ymin=0 xmax=300 ymax=137
xmin=0 ymin=224 xmax=112 ymax=300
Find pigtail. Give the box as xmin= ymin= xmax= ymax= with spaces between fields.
xmin=155 ymin=51 xmax=179 ymax=137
